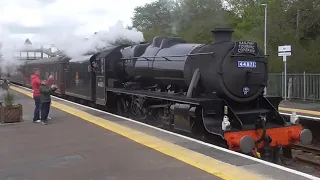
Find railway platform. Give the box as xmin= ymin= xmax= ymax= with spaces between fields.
xmin=0 ymin=90 xmax=221 ymax=180
xmin=2 ymin=86 xmax=319 ymax=180
xmin=279 ymin=99 xmax=320 ymax=119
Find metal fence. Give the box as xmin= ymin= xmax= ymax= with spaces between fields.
xmin=267 ymin=72 xmax=320 ymax=101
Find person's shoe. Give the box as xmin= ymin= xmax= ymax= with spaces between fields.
xmin=47 ymin=116 xmax=51 ymax=120
xmin=41 ymin=121 xmax=48 ymax=125
xmin=46 ymin=119 xmax=52 ymax=124
xmin=33 ymin=120 xmax=41 ymax=123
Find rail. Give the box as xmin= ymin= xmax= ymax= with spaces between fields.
xmin=267 ymin=72 xmax=320 ymax=102
xmin=292 ymin=144 xmax=320 ymax=168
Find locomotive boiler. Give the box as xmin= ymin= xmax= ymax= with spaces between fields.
xmin=121 ymin=28 xmax=267 ymax=102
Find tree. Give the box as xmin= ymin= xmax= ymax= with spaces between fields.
xmin=130 ymin=0 xmax=320 ymax=73
xmin=174 ymin=0 xmax=229 ymax=43
xmin=131 ymin=0 xmax=176 ymax=40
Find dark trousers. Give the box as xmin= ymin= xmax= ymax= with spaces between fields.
xmin=33 ymin=96 xmax=41 ymax=122
xmin=39 ymin=103 xmax=50 ymax=118
xmin=41 ymin=102 xmax=51 ymax=121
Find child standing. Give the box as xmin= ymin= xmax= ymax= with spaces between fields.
xmin=44 ymin=75 xmax=53 ymax=120
xmin=39 ymin=80 xmax=57 ymax=125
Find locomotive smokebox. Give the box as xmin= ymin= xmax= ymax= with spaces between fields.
xmin=212 ymin=28 xmax=234 ymax=43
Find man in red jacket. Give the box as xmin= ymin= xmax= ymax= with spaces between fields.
xmin=31 ymin=69 xmax=41 ymax=123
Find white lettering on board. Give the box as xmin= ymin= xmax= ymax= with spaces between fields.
xmin=237 ymin=41 xmax=256 ymax=54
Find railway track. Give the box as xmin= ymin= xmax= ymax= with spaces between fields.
xmin=292 ymin=144 xmax=320 ymax=168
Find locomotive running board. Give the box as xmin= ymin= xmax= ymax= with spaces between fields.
xmin=106 ymin=87 xmax=213 ymax=105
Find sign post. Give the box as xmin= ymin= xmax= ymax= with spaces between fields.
xmin=278 ymin=45 xmax=291 ymax=100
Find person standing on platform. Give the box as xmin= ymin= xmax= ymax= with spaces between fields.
xmin=39 ymin=80 xmax=57 ymax=125
xmin=44 ymin=75 xmax=53 ymax=120
xmin=30 ymin=69 xmax=41 ymax=123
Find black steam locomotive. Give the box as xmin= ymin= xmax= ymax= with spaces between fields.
xmin=3 ymin=28 xmax=312 ymax=162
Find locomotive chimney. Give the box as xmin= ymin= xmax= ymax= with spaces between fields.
xmin=212 ymin=28 xmax=234 ymax=43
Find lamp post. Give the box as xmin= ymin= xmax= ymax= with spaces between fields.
xmin=261 ymin=3 xmax=267 ymax=96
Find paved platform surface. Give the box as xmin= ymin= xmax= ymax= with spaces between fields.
xmin=7 ymin=86 xmax=320 ymax=180
xmin=0 ymin=91 xmax=221 ymax=180
xmin=279 ymin=99 xmax=320 ymax=118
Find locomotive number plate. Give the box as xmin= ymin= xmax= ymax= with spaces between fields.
xmin=237 ymin=61 xmax=256 ymax=68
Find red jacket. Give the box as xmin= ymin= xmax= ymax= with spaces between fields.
xmin=30 ymin=74 xmax=40 ymax=97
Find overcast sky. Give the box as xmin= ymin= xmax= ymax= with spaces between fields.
xmin=0 ymin=0 xmax=154 ymax=43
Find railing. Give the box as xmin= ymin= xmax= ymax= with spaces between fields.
xmin=267 ymin=72 xmax=320 ymax=101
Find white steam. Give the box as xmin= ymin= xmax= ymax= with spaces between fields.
xmin=0 ymin=20 xmax=145 ymax=73
xmin=0 ymin=26 xmax=26 ymax=73
xmin=52 ymin=20 xmax=144 ymax=58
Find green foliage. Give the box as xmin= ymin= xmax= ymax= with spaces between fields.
xmin=131 ymin=0 xmax=176 ymax=36
xmin=131 ymin=0 xmax=320 ymax=73
xmin=2 ymin=91 xmax=14 ymax=107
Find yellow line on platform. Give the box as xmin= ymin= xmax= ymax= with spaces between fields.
xmin=11 ymin=86 xmax=267 ymax=180
xmin=279 ymin=107 xmax=320 ymax=116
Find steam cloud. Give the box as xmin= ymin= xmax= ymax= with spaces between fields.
xmin=0 ymin=26 xmax=27 ymax=73
xmin=52 ymin=21 xmax=144 ymax=59
xmin=0 ymin=20 xmax=145 ymax=72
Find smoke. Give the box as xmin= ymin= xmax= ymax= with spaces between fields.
xmin=68 ymin=55 xmax=94 ymax=63
xmin=0 ymin=26 xmax=26 ymax=74
xmin=0 ymin=20 xmax=145 ymax=73
xmin=39 ymin=20 xmax=144 ymax=59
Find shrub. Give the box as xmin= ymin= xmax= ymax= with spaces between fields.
xmin=2 ymin=90 xmax=14 ymax=107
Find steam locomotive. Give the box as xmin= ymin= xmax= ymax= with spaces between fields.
xmin=2 ymin=28 xmax=312 ymax=162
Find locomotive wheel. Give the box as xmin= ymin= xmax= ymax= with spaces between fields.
xmin=131 ymin=103 xmax=148 ymax=123
xmin=116 ymin=98 xmax=129 ymax=117
xmin=278 ymin=146 xmax=294 ymax=166
xmin=150 ymin=108 xmax=171 ymax=129
xmin=130 ymin=96 xmax=148 ymax=123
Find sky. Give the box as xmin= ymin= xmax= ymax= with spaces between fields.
xmin=0 ymin=0 xmax=155 ymax=46
xmin=0 ymin=0 xmax=155 ymax=66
